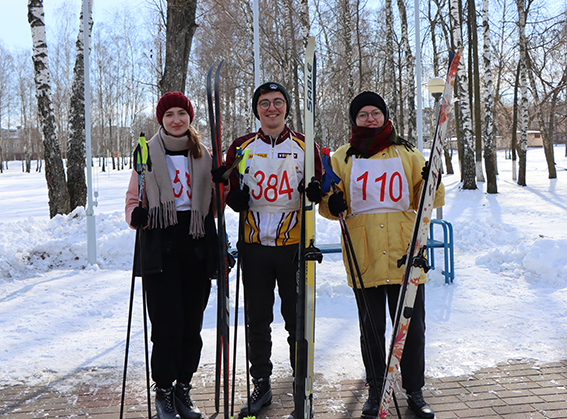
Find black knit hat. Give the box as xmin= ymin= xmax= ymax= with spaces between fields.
xmin=349 ymin=91 xmax=389 ymax=126
xmin=252 ymin=82 xmax=291 ymax=120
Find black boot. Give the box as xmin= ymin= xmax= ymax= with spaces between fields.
xmin=239 ymin=377 xmax=272 ymax=417
xmin=407 ymin=390 xmax=435 ymax=419
xmin=174 ymin=382 xmax=202 ymax=419
xmin=361 ymin=385 xmax=379 ymax=419
xmin=155 ymin=386 xmax=181 ymax=419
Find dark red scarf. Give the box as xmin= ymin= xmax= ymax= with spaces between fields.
xmin=347 ymin=120 xmax=395 ymax=160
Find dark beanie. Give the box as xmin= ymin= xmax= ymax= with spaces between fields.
xmin=349 ymin=91 xmax=389 ymax=126
xmin=252 ymin=82 xmax=291 ymax=120
xmin=156 ymin=91 xmax=194 ymax=126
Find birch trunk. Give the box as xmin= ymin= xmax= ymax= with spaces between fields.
xmin=517 ymin=0 xmax=529 ymax=186
xmin=28 ymin=0 xmax=71 ymax=217
xmin=384 ymin=0 xmax=398 ymax=127
xmin=511 ymin=61 xmax=520 ymax=181
xmin=397 ymin=0 xmax=416 ymax=143
xmin=342 ymin=0 xmax=355 ymax=100
xmin=468 ymin=0 xmax=484 ymax=182
xmin=449 ymin=0 xmax=476 ymax=189
xmin=482 ymin=0 xmax=497 ymax=193
xmin=284 ymin=0 xmax=302 ymax=132
xmin=67 ymin=0 xmax=93 ymax=211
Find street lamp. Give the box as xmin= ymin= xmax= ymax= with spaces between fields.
xmin=427 ymin=77 xmax=445 ymax=219
xmin=427 ymin=77 xmax=445 ymax=122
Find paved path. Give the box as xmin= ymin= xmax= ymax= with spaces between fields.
xmin=1 ymin=359 xmax=566 ymax=418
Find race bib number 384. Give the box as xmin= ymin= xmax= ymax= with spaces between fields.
xmin=251 ymin=170 xmax=293 ymax=202
xmin=247 ymin=154 xmax=300 ymax=213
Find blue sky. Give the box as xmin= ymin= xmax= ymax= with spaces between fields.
xmin=0 ymin=0 xmax=137 ymax=51
xmin=1 ymin=0 xmax=563 ymax=52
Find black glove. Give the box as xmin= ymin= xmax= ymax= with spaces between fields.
xmin=421 ymin=162 xmax=442 ymax=190
xmin=229 ymin=184 xmax=250 ymax=212
xmin=328 ymin=191 xmax=348 ymax=217
xmin=211 ymin=165 xmax=228 ymax=184
xmin=305 ymin=178 xmax=322 ymax=203
xmin=130 ymin=206 xmax=148 ymax=228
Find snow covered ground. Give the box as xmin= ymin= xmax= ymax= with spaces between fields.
xmin=1 ymin=146 xmax=566 ymax=389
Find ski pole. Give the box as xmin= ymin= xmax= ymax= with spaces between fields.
xmin=227 ymin=148 xmax=254 ymax=418
xmin=230 ymin=237 xmax=241 ymax=419
xmin=321 ymin=148 xmax=401 ymax=419
xmin=120 ymin=133 xmax=152 ymax=419
xmin=228 ymin=148 xmax=251 ymax=419
xmin=119 ymin=254 xmax=136 ymax=419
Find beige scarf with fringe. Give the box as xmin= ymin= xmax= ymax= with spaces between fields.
xmin=145 ymin=128 xmax=212 ymax=238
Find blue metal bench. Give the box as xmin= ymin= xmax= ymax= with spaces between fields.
xmin=426 ymin=219 xmax=454 ymax=284
xmin=229 ymin=219 xmax=454 ymax=284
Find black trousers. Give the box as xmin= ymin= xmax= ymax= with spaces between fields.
xmin=142 ymin=213 xmax=211 ymax=388
xmin=241 ymin=242 xmax=298 ymax=378
xmin=355 ymin=284 xmax=426 ymax=392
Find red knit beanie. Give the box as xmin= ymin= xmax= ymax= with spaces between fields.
xmin=156 ymin=91 xmax=194 ymax=126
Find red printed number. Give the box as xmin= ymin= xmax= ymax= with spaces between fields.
xmin=251 ymin=170 xmax=293 ymax=202
xmin=357 ymin=171 xmax=403 ymax=202
xmin=172 ymin=170 xmax=191 ymax=199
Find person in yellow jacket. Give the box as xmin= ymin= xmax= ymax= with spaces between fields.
xmin=319 ymin=91 xmax=444 ymax=419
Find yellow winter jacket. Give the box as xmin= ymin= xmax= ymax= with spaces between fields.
xmin=319 ymin=142 xmax=445 ymax=288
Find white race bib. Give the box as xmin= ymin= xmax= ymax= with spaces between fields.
xmin=246 ymin=135 xmax=300 ymax=213
xmin=349 ymin=149 xmax=410 ymax=215
xmin=166 ymin=154 xmax=192 ymax=211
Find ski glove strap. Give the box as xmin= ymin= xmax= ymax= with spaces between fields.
xmin=328 ymin=191 xmax=348 ymax=217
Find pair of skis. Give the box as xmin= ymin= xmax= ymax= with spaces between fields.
xmin=206 ymin=61 xmax=231 ymax=419
xmin=378 ymin=48 xmax=462 ymax=418
xmin=295 ymin=36 xmax=321 ymax=419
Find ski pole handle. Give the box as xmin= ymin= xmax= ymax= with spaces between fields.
xmin=134 ymin=132 xmax=149 ymax=205
xmin=321 ymin=147 xmax=341 ymax=194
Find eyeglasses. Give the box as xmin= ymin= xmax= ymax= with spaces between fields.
xmin=357 ymin=109 xmax=383 ymax=122
xmin=258 ymin=98 xmax=286 ymax=110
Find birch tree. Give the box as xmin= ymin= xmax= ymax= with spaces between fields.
xmin=396 ymin=0 xmax=416 ymax=143
xmin=341 ymin=0 xmax=355 ymax=100
xmin=67 ymin=0 xmax=93 ymax=211
xmin=283 ymin=0 xmax=302 ymax=132
xmin=14 ymin=50 xmax=37 ymax=173
xmin=426 ymin=0 xmax=455 ymax=175
xmin=0 ymin=45 xmax=12 ymax=172
xmin=468 ymin=0 xmax=484 ymax=182
xmin=517 ymin=0 xmax=529 ymax=186
xmin=384 ymin=0 xmax=398 ymax=127
xmin=482 ymin=0 xmax=497 ymax=193
xmin=27 ymin=0 xmax=71 ymax=217
xmin=449 ymin=0 xmax=476 ymax=189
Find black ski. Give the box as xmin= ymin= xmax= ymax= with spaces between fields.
xmin=207 ymin=60 xmax=230 ymax=419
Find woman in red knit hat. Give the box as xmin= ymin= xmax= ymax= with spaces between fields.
xmin=125 ymin=91 xmax=217 ymax=419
